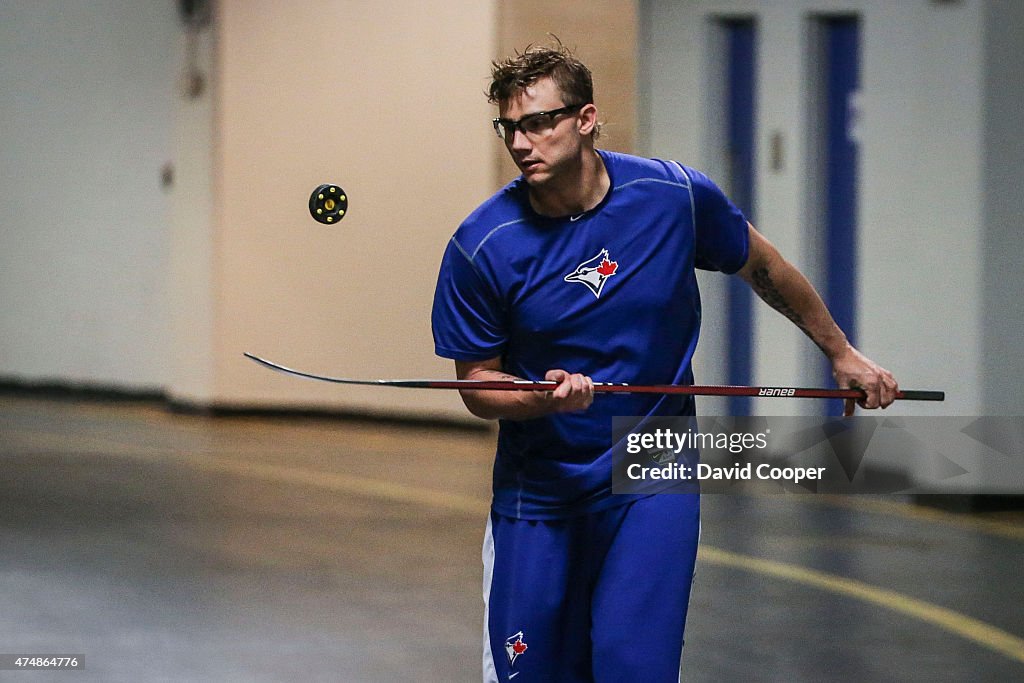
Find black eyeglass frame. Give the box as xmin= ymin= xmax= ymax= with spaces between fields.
xmin=492 ymin=104 xmax=586 ymax=140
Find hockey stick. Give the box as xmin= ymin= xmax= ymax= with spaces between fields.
xmin=244 ymin=353 xmax=944 ymax=401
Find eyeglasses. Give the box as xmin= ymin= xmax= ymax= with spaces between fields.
xmin=492 ymin=104 xmax=584 ymax=141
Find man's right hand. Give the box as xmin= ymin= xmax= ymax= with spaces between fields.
xmin=544 ymin=368 xmax=595 ymax=413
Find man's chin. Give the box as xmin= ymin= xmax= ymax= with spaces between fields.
xmin=520 ymin=167 xmax=550 ymax=185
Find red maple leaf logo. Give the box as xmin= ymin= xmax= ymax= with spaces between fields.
xmin=596 ymin=258 xmax=618 ymax=276
xmin=512 ymin=639 xmax=527 ymax=655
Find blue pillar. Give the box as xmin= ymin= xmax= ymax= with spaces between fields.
xmin=724 ymin=19 xmax=757 ymax=415
xmin=822 ymin=17 xmax=860 ymax=415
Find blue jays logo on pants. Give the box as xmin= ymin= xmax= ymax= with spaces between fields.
xmin=564 ymin=249 xmax=619 ymax=298
xmin=505 ymin=630 xmax=528 ymax=667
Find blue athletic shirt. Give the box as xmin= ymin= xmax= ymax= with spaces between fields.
xmin=432 ymin=151 xmax=749 ymax=519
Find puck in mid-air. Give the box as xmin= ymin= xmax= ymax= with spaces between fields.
xmin=309 ymin=184 xmax=348 ymax=224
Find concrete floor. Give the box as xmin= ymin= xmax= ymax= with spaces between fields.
xmin=1 ymin=394 xmax=1022 ymax=682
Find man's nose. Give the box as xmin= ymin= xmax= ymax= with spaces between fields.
xmin=508 ymin=127 xmax=531 ymax=152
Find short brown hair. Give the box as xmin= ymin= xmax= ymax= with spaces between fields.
xmin=488 ymin=40 xmax=594 ymax=109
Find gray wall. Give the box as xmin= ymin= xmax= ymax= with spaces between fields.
xmin=2 ymin=1 xmax=1020 ymax=422
xmin=640 ymin=0 xmax=1021 ymax=416
xmin=0 ymin=1 xmax=501 ymax=423
xmin=0 ymin=1 xmax=177 ymax=389
xmin=981 ymin=0 xmax=1024 ymax=415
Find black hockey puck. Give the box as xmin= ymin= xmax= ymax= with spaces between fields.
xmin=309 ymin=184 xmax=348 ymax=224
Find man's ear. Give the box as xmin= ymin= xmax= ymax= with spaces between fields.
xmin=577 ymin=103 xmax=599 ymax=137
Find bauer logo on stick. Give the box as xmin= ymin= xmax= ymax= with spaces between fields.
xmin=759 ymin=387 xmax=796 ymax=397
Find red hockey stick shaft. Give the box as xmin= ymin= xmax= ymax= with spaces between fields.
xmin=413 ymin=381 xmax=942 ymax=401
xmin=244 ymin=353 xmax=944 ymax=401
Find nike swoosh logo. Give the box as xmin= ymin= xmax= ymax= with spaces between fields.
xmin=509 ymin=673 xmax=520 ymax=680
xmin=570 ymin=213 xmax=584 ymax=222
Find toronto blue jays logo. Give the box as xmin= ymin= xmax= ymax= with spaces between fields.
xmin=505 ymin=631 xmax=528 ymax=668
xmin=564 ymin=248 xmax=619 ymax=298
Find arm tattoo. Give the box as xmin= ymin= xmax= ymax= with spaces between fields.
xmin=749 ymin=266 xmax=812 ymax=338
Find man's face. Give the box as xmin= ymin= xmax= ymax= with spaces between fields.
xmin=497 ymin=77 xmax=586 ymax=186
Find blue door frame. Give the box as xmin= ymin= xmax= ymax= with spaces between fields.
xmin=822 ymin=17 xmax=860 ymax=415
xmin=724 ymin=19 xmax=756 ymax=415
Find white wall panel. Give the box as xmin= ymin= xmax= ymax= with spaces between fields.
xmin=0 ymin=1 xmax=177 ymax=389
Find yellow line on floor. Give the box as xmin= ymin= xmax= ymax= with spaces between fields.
xmin=185 ymin=454 xmax=1024 ymax=665
xmin=6 ymin=427 xmax=490 ymax=515
xmin=812 ymin=495 xmax=1024 ymax=542
xmin=14 ymin=424 xmax=1021 ymax=665
xmin=184 ymin=452 xmax=490 ymax=516
xmin=699 ymin=545 xmax=1024 ymax=665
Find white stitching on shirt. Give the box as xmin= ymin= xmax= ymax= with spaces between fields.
xmin=472 ymin=218 xmax=529 ymax=261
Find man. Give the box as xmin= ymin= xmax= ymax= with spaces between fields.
xmin=431 ymin=43 xmax=897 ymax=682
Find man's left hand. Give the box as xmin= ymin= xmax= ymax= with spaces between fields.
xmin=831 ymin=346 xmax=899 ymax=416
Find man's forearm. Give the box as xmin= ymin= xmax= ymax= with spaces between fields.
xmin=457 ymin=368 xmax=557 ymax=421
xmin=454 ymin=363 xmax=594 ymax=421
xmin=738 ymin=228 xmax=850 ymax=360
